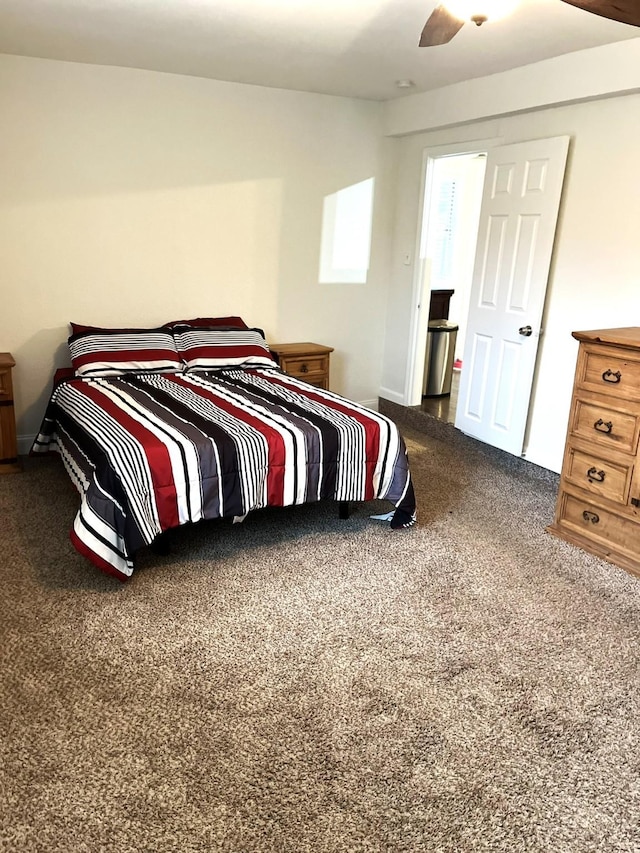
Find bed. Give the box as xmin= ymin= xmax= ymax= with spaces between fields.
xmin=32 ymin=318 xmax=417 ymax=580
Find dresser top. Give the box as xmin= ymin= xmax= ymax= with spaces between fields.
xmin=572 ymin=328 xmax=640 ymax=350
xmin=0 ymin=353 xmax=15 ymax=368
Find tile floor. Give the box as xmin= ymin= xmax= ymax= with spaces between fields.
xmin=418 ymin=368 xmax=460 ymax=424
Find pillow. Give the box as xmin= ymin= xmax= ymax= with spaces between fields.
xmin=174 ymin=328 xmax=276 ymax=371
xmin=163 ymin=316 xmax=249 ymax=331
xmin=69 ymin=329 xmax=182 ymax=377
xmin=69 ymin=323 xmax=146 ymax=335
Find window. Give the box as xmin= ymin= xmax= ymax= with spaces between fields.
xmin=427 ymin=178 xmax=458 ymax=286
xmin=319 ymin=178 xmax=374 ymax=284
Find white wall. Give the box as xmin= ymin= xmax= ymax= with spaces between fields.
xmin=4 ymin=42 xmax=639 ymax=471
xmin=0 ymin=54 xmax=393 ymax=447
xmin=380 ymin=91 xmax=640 ymax=472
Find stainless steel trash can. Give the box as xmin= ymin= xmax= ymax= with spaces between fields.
xmin=423 ymin=320 xmax=458 ymax=397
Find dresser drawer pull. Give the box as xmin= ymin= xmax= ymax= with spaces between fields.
xmin=582 ymin=510 xmax=600 ymax=524
xmin=586 ymin=467 xmax=605 ymax=483
xmin=299 ymin=363 xmax=308 ymax=373
xmin=593 ymin=419 xmax=613 ymax=434
xmin=602 ymin=369 xmax=621 ymax=384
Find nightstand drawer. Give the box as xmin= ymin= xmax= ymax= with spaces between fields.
xmin=280 ymin=354 xmax=329 ymax=379
xmin=571 ymin=398 xmax=640 ymax=454
xmin=269 ymin=342 xmax=333 ymax=391
xmin=0 ymin=366 xmax=13 ymax=401
xmin=564 ymin=444 xmax=633 ymax=506
xmin=0 ymin=353 xmax=20 ymax=473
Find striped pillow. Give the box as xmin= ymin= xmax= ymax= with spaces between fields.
xmin=69 ymin=329 xmax=182 ymax=377
xmin=174 ymin=328 xmax=276 ymax=371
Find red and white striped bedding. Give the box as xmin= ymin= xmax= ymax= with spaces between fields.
xmin=33 ymin=366 xmax=416 ymax=580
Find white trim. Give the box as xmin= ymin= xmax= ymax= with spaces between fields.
xmin=404 ymin=147 xmax=432 ymax=407
xmin=378 ymin=386 xmax=405 ymax=406
xmin=404 ymin=137 xmax=499 ymax=407
xmin=357 ymin=398 xmax=379 ymax=411
xmin=18 ymin=434 xmax=36 ymax=455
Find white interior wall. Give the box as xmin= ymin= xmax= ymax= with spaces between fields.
xmin=380 ymin=92 xmax=640 ymax=472
xmin=0 ymin=53 xmax=392 ymax=447
xmin=4 ymin=40 xmax=639 ymax=470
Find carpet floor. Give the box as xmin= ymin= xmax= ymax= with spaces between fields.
xmin=1 ymin=416 xmax=639 ymax=853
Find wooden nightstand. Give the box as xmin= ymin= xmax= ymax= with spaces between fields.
xmin=269 ymin=342 xmax=334 ymax=390
xmin=0 ymin=353 xmax=20 ymax=474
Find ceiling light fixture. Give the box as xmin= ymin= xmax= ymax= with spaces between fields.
xmin=443 ymin=0 xmax=518 ymax=26
xmin=395 ymin=79 xmax=415 ymax=89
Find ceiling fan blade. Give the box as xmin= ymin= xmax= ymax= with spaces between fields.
xmin=419 ymin=4 xmax=465 ymax=46
xmin=560 ymin=0 xmax=640 ymax=27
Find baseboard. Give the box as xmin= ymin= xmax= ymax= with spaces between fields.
xmin=378 ymin=387 xmax=405 ymax=406
xmin=17 ymin=434 xmax=36 ymax=456
xmin=357 ymin=398 xmax=379 ymax=411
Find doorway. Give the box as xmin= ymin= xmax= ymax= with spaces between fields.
xmin=414 ymin=150 xmax=486 ymax=424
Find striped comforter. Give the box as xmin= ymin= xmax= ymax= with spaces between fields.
xmin=32 ymin=367 xmax=416 ymax=580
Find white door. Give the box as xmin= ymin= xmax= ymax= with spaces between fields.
xmin=454 ymin=136 xmax=570 ymax=455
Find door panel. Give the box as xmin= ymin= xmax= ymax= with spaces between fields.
xmin=493 ymin=340 xmax=520 ymax=431
xmin=480 ymin=216 xmax=507 ymax=304
xmin=464 ymin=333 xmax=491 ymax=421
xmin=455 ymin=136 xmax=570 ymax=455
xmin=509 ymin=215 xmax=538 ymax=310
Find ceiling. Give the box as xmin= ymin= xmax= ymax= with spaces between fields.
xmin=0 ymin=0 xmax=637 ymax=101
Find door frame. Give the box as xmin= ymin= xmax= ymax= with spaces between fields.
xmin=404 ymin=136 xmax=501 ymax=407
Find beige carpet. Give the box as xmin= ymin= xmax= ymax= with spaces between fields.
xmin=1 ymin=415 xmax=639 ymax=853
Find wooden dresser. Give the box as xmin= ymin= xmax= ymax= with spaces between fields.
xmin=269 ymin=342 xmax=333 ymax=390
xmin=548 ymin=328 xmax=640 ymax=577
xmin=0 ymin=353 xmax=20 ymax=474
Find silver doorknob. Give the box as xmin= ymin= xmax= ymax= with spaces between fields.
xmin=518 ymin=325 xmax=533 ymax=337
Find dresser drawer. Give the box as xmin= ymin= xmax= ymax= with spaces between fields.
xmin=571 ymin=397 xmax=640 ymax=454
xmin=563 ymin=444 xmax=633 ymax=506
xmin=556 ymin=491 xmax=640 ymax=563
xmin=577 ymin=345 xmax=640 ymax=404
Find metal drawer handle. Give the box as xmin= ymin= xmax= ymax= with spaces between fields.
xmin=586 ymin=467 xmax=605 ymax=483
xmin=300 ymin=363 xmax=308 ymax=373
xmin=602 ymin=369 xmax=621 ymax=384
xmin=582 ymin=510 xmax=600 ymax=524
xmin=593 ymin=419 xmax=613 ymax=434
